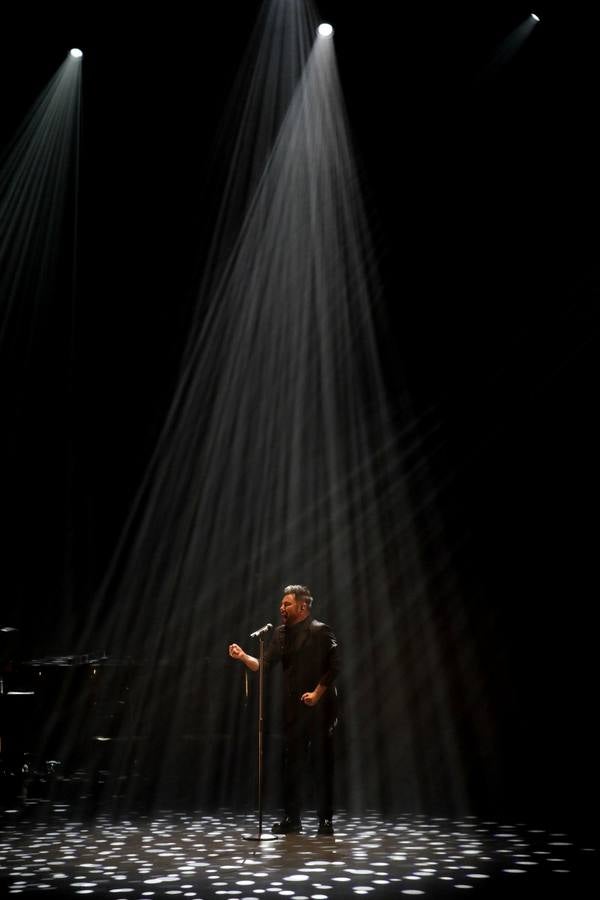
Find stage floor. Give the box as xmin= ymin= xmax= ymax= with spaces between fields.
xmin=0 ymin=805 xmax=595 ymax=898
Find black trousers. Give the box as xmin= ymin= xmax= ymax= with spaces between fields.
xmin=282 ymin=705 xmax=335 ymax=821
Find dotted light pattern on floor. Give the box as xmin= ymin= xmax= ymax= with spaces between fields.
xmin=0 ymin=807 xmax=594 ymax=897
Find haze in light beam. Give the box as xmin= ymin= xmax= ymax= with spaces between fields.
xmin=477 ymin=14 xmax=538 ymax=77
xmin=65 ymin=1 xmax=491 ymax=815
xmin=0 ymin=53 xmax=81 ymax=359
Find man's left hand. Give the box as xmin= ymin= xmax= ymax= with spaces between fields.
xmin=301 ymin=691 xmax=319 ymax=706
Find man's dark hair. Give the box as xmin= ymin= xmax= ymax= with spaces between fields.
xmin=283 ymin=584 xmax=313 ymax=608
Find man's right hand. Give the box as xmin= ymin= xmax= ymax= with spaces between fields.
xmin=228 ymin=643 xmax=259 ymax=671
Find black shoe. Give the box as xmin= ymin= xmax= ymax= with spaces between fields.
xmin=317 ymin=818 xmax=334 ymax=836
xmin=272 ymin=817 xmax=302 ymax=834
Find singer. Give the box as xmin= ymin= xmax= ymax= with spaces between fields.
xmin=228 ymin=584 xmax=339 ymax=836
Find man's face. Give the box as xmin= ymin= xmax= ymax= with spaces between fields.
xmin=280 ymin=593 xmax=307 ymax=626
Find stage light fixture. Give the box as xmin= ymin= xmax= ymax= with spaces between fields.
xmin=531 ymin=12 xmax=540 ymax=21
xmin=69 ymin=48 xmax=83 ymax=58
xmin=317 ymin=23 xmax=334 ymax=38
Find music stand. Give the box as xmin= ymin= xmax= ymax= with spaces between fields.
xmin=243 ymin=631 xmax=280 ymax=841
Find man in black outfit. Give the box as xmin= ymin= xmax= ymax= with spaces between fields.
xmin=228 ymin=584 xmax=339 ymax=835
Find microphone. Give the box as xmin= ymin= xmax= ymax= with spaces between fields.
xmin=250 ymin=622 xmax=273 ymax=639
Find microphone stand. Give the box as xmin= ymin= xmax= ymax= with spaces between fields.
xmin=243 ymin=632 xmax=279 ymax=841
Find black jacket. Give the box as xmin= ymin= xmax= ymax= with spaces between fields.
xmin=263 ymin=617 xmax=339 ymax=726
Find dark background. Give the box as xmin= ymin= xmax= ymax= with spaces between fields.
xmin=1 ymin=3 xmax=598 ymax=833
